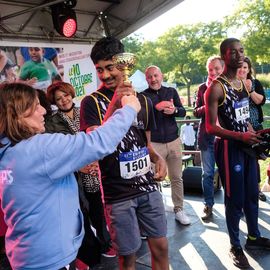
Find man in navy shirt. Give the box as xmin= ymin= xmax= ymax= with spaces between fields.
xmin=143 ymin=65 xmax=190 ymax=225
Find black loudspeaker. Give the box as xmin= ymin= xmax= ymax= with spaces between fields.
xmin=182 ymin=166 xmax=221 ymax=192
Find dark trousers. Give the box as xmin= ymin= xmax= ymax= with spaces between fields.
xmin=85 ymin=190 xmax=111 ymax=252
xmin=256 ymin=159 xmax=261 ymax=184
xmin=215 ymin=139 xmax=260 ymax=247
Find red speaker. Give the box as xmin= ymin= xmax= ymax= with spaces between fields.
xmin=51 ymin=1 xmax=77 ymax=37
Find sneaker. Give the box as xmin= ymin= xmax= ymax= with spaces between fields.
xmin=259 ymin=191 xmax=267 ymax=202
xmin=201 ymin=205 xmax=213 ymax=221
xmin=162 ymin=181 xmax=170 ymax=187
xmin=229 ymin=246 xmax=250 ymax=269
xmin=175 ymin=209 xmax=191 ymax=225
xmin=101 ymin=246 xmax=117 ymax=258
xmin=140 ymin=235 xmax=148 ymax=240
xmin=75 ymin=259 xmax=89 ymax=270
xmin=245 ymin=236 xmax=270 ymax=250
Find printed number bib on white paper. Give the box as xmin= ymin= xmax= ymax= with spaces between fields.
xmin=119 ymin=147 xmax=151 ymax=179
xmin=234 ymin=98 xmax=250 ymax=122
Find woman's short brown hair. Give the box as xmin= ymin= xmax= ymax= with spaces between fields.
xmin=0 ymin=83 xmax=38 ymax=145
xmin=46 ymin=82 xmax=75 ymax=105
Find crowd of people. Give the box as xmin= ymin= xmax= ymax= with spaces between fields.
xmin=0 ymin=36 xmax=269 ymax=270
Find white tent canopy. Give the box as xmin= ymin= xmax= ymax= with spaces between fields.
xmin=130 ymin=69 xmax=148 ymax=92
xmin=130 ymin=69 xmax=177 ymax=92
xmin=0 ymin=0 xmax=184 ymax=44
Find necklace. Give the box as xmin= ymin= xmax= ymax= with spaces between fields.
xmin=221 ymin=74 xmax=243 ymax=92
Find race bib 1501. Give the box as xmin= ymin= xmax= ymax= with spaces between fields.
xmin=119 ymin=147 xmax=151 ymax=179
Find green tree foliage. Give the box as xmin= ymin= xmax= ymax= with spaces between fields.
xmin=122 ymin=34 xmax=143 ymax=55
xmin=123 ymin=22 xmax=225 ymax=106
xmin=121 ymin=34 xmax=144 ymax=71
xmin=225 ymin=0 xmax=270 ymax=64
xmin=122 ymin=35 xmax=164 ymax=72
xmin=122 ymin=0 xmax=270 ymax=105
xmin=136 ymin=40 xmax=163 ymax=72
xmin=155 ymin=22 xmax=225 ymax=105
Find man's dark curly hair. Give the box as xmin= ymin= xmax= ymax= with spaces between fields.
xmin=90 ymin=36 xmax=125 ymax=64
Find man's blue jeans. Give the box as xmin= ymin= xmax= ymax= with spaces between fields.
xmin=201 ymin=142 xmax=215 ymax=207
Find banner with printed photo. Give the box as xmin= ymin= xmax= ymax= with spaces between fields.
xmin=58 ymin=46 xmax=97 ymax=105
xmin=0 ymin=41 xmax=97 ymax=106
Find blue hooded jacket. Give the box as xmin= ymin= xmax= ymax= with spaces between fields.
xmin=0 ymin=105 xmax=136 ymax=270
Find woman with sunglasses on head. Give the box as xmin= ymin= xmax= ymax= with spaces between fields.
xmin=237 ymin=56 xmax=267 ymax=201
xmin=0 ymin=82 xmax=140 ymax=270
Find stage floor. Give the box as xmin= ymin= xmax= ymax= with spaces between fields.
xmin=1 ymin=188 xmax=270 ymax=270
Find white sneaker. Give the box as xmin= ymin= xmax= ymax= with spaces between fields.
xmin=175 ymin=209 xmax=191 ymax=225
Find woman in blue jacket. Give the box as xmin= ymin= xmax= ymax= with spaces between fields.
xmin=0 ymin=82 xmax=140 ymax=270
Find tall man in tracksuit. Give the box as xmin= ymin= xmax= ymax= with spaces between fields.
xmin=205 ymin=37 xmax=270 ymax=269
xmin=143 ymin=65 xmax=190 ymax=225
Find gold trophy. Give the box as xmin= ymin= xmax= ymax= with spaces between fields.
xmin=112 ymin=52 xmax=136 ymax=83
xmin=112 ymin=52 xmax=138 ymax=126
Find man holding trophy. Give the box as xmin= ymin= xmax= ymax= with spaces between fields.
xmin=80 ymin=36 xmax=169 ymax=270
